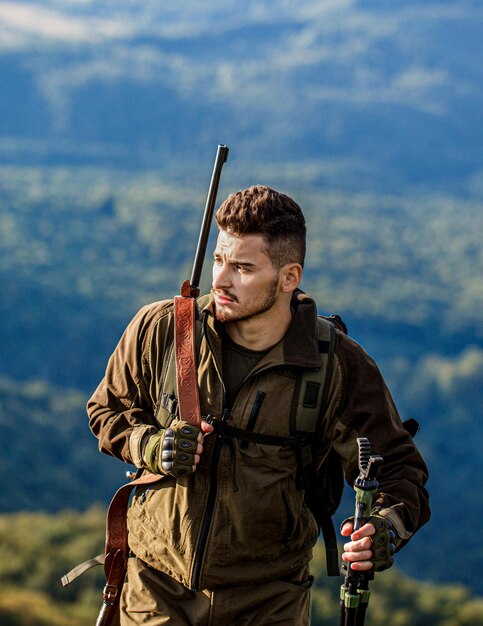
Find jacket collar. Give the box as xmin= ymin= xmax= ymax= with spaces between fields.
xmin=198 ymin=289 xmax=321 ymax=370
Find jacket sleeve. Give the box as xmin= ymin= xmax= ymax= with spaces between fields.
xmin=87 ymin=301 xmax=172 ymax=465
xmin=326 ymin=332 xmax=430 ymax=547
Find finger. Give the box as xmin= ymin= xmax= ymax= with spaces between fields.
xmin=351 ymin=522 xmax=376 ymax=542
xmin=342 ymin=548 xmax=373 ymax=562
xmin=193 ymin=453 xmax=200 ymax=466
xmin=196 ymin=442 xmax=203 ymax=455
xmin=341 ymin=523 xmax=353 ymax=537
xmin=346 ymin=560 xmax=374 ymax=572
xmin=344 ymin=536 xmax=373 ymax=552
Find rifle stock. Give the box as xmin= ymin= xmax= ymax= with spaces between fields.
xmin=95 ymin=601 xmax=120 ymax=626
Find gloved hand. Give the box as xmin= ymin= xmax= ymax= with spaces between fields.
xmin=341 ymin=514 xmax=396 ymax=572
xmin=144 ymin=421 xmax=201 ymax=477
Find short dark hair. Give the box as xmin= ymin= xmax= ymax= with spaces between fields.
xmin=215 ymin=185 xmax=306 ymax=269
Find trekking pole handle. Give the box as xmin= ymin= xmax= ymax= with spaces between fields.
xmin=353 ymin=437 xmax=383 ymax=530
xmin=189 ymin=144 xmax=229 ymax=296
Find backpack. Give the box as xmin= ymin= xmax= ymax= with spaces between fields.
xmin=156 ymin=311 xmax=347 ymax=576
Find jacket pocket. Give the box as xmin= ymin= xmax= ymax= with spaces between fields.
xmin=216 ymin=447 xmax=309 ymax=565
xmin=214 ymin=478 xmax=288 ymax=563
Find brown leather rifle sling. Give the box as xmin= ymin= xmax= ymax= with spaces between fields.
xmin=91 ymin=283 xmax=202 ymax=626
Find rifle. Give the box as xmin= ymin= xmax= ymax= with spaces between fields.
xmin=74 ymin=145 xmax=229 ymax=626
xmin=339 ymin=437 xmax=383 ymax=626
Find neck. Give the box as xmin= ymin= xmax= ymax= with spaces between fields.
xmin=224 ymin=300 xmax=293 ymax=350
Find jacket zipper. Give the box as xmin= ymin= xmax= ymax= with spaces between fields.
xmin=191 ymin=407 xmax=229 ymax=590
xmin=190 ymin=318 xmax=278 ymax=589
xmin=191 ymin=318 xmax=226 ymax=591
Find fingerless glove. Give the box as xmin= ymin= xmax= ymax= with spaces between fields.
xmin=144 ymin=421 xmax=200 ymax=478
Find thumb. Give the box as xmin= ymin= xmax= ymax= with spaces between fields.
xmin=341 ymin=522 xmax=354 ymax=537
xmin=201 ymin=420 xmax=215 ymax=434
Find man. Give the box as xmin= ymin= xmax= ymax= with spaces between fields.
xmin=88 ymin=185 xmax=430 ymax=625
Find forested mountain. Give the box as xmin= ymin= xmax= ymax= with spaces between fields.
xmin=0 ymin=0 xmax=482 ymax=602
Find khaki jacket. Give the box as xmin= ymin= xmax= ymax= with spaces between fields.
xmin=88 ymin=292 xmax=430 ymax=591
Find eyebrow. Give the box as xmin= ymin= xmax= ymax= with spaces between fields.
xmin=213 ymin=252 xmax=256 ymax=268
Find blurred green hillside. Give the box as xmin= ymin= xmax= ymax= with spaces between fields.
xmin=1 ymin=164 xmax=481 ymax=387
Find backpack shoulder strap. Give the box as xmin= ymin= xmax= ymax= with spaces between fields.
xmin=291 ymin=315 xmax=341 ymax=577
xmin=292 ymin=316 xmax=337 ymax=435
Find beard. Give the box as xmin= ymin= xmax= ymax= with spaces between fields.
xmin=212 ymin=277 xmax=279 ymax=324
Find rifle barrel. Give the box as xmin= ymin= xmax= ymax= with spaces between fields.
xmin=190 ymin=144 xmax=229 ymax=293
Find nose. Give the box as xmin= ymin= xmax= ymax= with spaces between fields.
xmin=212 ymin=261 xmax=231 ymax=290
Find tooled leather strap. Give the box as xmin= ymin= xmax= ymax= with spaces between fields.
xmin=173 ymin=279 xmax=202 ymax=427
xmin=95 ymin=282 xmax=201 ymax=623
xmin=94 ymin=471 xmax=163 ymax=626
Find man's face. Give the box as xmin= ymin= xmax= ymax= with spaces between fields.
xmin=212 ymin=230 xmax=280 ymax=324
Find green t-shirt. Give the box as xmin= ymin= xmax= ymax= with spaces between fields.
xmin=221 ymin=329 xmax=270 ymax=410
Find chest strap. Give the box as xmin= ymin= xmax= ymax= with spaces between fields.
xmin=205 ymin=416 xmax=313 ymax=448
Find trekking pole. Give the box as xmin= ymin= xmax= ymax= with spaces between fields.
xmin=339 ymin=438 xmax=383 ymax=626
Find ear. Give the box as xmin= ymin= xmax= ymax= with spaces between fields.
xmin=280 ymin=263 xmax=302 ymax=293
